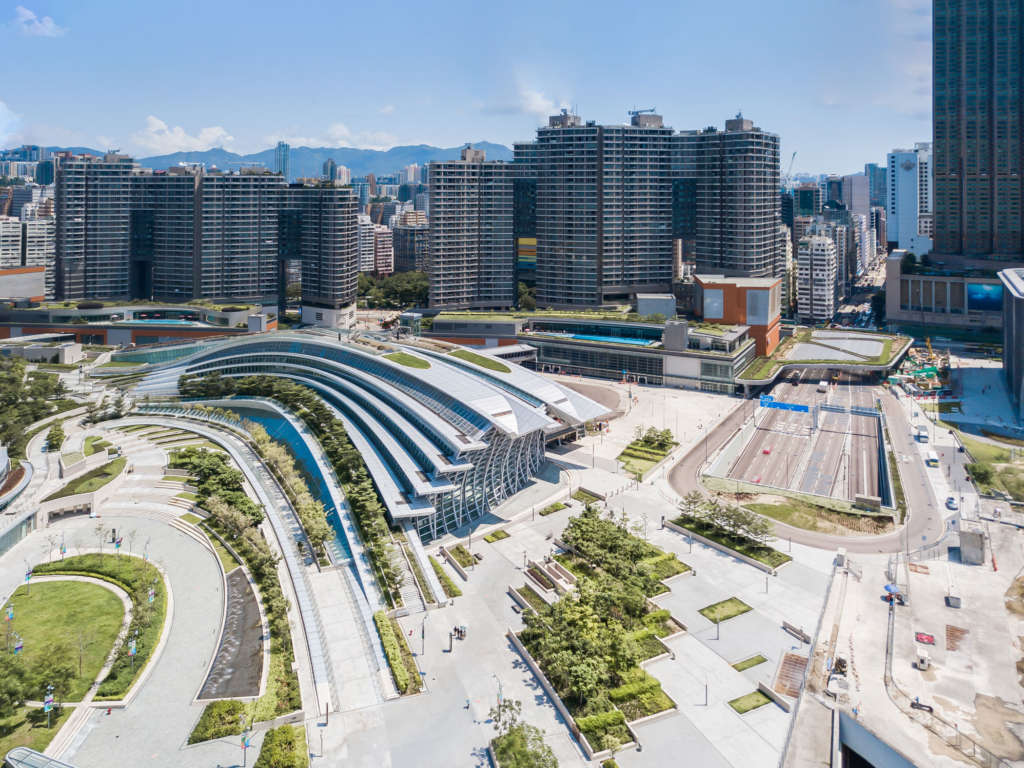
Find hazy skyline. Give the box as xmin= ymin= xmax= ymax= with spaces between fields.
xmin=1 ymin=0 xmax=930 ymax=174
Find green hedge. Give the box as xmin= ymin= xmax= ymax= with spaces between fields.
xmin=253 ymin=724 xmax=308 ymax=768
xmin=429 ymin=556 xmax=461 ymax=598
xmin=188 ymin=700 xmax=246 ymax=744
xmin=374 ymin=611 xmax=410 ymax=693
xmin=608 ymin=675 xmax=661 ymax=702
xmin=539 ymin=502 xmax=566 ymax=517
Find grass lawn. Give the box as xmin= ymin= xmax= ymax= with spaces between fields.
xmin=61 ymin=451 xmax=84 ymax=466
xmin=729 ymin=690 xmax=772 ymax=714
xmin=698 ymin=597 xmax=752 ymax=624
xmin=163 ymin=474 xmax=191 ymax=483
xmin=959 ymin=432 xmax=1012 ymax=464
xmin=180 ymin=513 xmax=202 ymax=524
xmin=2 ymin=581 xmax=125 ymax=701
xmin=745 ymin=500 xmax=891 ymax=534
xmin=0 ymin=706 xmax=73 ymax=757
xmin=572 ymin=489 xmax=600 ymax=505
xmin=738 ymin=356 xmax=779 ymax=381
xmin=616 ymin=439 xmax=674 ymax=480
xmin=83 ymin=436 xmax=112 ymax=456
xmin=732 ymin=655 xmax=768 ymax=672
xmin=43 ymin=457 xmax=126 ymax=501
xmin=383 ymin=351 xmax=430 ymax=369
xmin=96 ymin=361 xmax=144 ymax=369
xmin=483 ymin=529 xmax=510 ymax=543
xmin=539 ymin=502 xmax=566 ymax=516
xmin=448 ymin=348 xmax=511 ymax=373
xmin=203 ymin=530 xmax=241 ymax=574
xmin=176 ymin=491 xmax=200 ymax=502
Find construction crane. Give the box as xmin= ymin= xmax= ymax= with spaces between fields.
xmin=628 ymin=107 xmax=657 ymax=119
xmin=783 ymin=151 xmax=797 ymax=186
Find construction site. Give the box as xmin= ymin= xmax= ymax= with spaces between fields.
xmin=887 ymin=337 xmax=953 ymax=400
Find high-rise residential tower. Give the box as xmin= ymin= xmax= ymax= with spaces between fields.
xmin=679 ymin=114 xmax=782 ymax=279
xmin=934 ymin=0 xmax=1024 ymax=260
xmin=865 ymin=163 xmax=887 ymax=208
xmin=514 ymin=110 xmax=674 ymax=306
xmin=797 ymin=234 xmax=838 ymax=323
xmin=427 ymin=146 xmax=514 ymax=309
xmin=54 ymin=153 xmax=136 ymax=299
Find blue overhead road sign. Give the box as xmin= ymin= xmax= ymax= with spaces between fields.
xmin=759 ymin=395 xmax=809 ymax=413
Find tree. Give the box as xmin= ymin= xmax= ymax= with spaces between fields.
xmin=489 ymin=699 xmax=559 ymax=768
xmin=518 ymin=281 xmax=537 ymax=311
xmin=0 ymin=654 xmax=27 ymax=716
xmin=33 ymin=642 xmax=76 ymax=706
xmin=489 ymin=696 xmax=522 ymax=736
xmin=680 ymin=490 xmax=704 ymax=521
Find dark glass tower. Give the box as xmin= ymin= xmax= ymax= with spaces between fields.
xmin=933 ymin=0 xmax=1024 ymax=260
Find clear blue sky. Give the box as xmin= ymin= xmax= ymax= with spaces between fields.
xmin=0 ymin=0 xmax=931 ymax=173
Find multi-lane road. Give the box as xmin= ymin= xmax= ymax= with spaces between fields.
xmin=726 ymin=370 xmax=880 ymax=501
xmin=670 ymin=378 xmax=945 ymax=554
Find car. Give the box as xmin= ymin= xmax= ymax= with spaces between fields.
xmin=762 ymin=447 xmax=772 ymax=455
xmin=945 ymin=496 xmax=959 ymax=511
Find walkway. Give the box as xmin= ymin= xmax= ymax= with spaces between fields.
xmin=116 ymin=415 xmax=339 ymax=714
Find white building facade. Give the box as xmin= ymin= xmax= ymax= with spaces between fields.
xmin=887 ymin=142 xmax=933 ymax=255
xmin=797 ymin=234 xmax=838 ymax=322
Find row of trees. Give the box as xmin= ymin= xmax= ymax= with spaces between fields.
xmin=678 ymin=490 xmax=773 ymax=545
xmin=357 ymin=271 xmax=428 ymax=309
xmin=178 ymin=373 xmax=405 ymax=605
xmin=0 ymin=357 xmax=74 ymax=458
xmin=170 ymin=446 xmax=263 ymax=526
xmin=632 ymin=426 xmax=674 ymax=452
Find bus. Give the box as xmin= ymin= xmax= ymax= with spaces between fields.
xmin=926 ymin=450 xmax=939 ymax=467
xmin=915 ymin=424 xmax=929 ymax=443
xmin=817 ymin=380 xmax=828 ymax=393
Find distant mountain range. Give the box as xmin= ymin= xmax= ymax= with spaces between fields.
xmin=26 ymin=142 xmax=514 ymax=179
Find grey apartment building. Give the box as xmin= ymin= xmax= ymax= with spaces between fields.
xmin=427 ymin=147 xmax=514 ymax=309
xmin=678 ymin=115 xmax=782 ymax=279
xmin=517 ymin=111 xmax=674 ymax=307
xmin=54 ymin=154 xmax=359 ymax=325
xmin=283 ymin=183 xmax=360 ymax=328
xmin=55 ymin=153 xmax=136 ymax=300
xmin=933 ymin=0 xmax=1024 ymax=262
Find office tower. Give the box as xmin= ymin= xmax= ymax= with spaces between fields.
xmin=357 ymin=214 xmax=376 ymax=272
xmin=55 ymin=153 xmax=136 ymax=299
xmin=274 ymin=141 xmax=290 ymax=181
xmin=428 ymin=146 xmax=514 ymax=308
xmin=393 ymin=220 xmax=429 ymax=273
xmin=351 ymin=180 xmax=370 ymax=207
xmin=373 ymin=225 xmax=393 ymax=275
xmin=934 ymin=1 xmax=1024 ymax=260
xmin=871 ymin=206 xmax=887 ymax=251
xmin=367 ymin=174 xmax=377 ymax=197
xmin=281 ymin=183 xmax=359 ymax=328
xmin=680 ymin=114 xmax=781 ymax=278
xmin=323 ymin=158 xmax=337 ymax=181
xmin=825 ymin=175 xmax=844 ymax=204
xmin=794 ymin=182 xmax=822 ymax=217
xmin=516 ymin=110 xmax=674 ymax=306
xmin=841 ymin=174 xmax=870 ymax=218
xmin=797 ymin=234 xmax=837 ymax=322
xmin=887 ymin=143 xmax=932 ymax=254
xmin=865 ymin=163 xmax=887 ymax=207
xmin=780 ymin=190 xmax=794 ymax=230
xmin=35 ymin=160 xmax=55 ymax=185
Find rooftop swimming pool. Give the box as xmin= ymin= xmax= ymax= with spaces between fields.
xmin=533 ymin=331 xmax=657 ymax=347
xmin=119 ymin=318 xmax=200 ymax=325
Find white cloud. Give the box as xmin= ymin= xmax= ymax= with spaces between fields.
xmin=481 ymin=87 xmax=570 ymax=122
xmin=12 ymin=6 xmax=66 ymax=37
xmin=267 ymin=123 xmax=397 ymax=151
xmin=378 ymin=105 xmax=395 ymax=115
xmin=876 ymin=0 xmax=931 ymax=119
xmin=131 ymin=116 xmax=234 ymax=155
xmin=0 ymin=101 xmax=21 ymax=144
